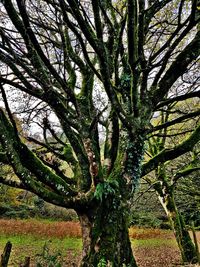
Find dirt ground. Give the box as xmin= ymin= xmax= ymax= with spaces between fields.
xmin=61 ymin=246 xmax=199 ymax=267
xmin=134 ymin=245 xmax=181 ymax=267
xmin=62 ymin=232 xmax=200 ymax=267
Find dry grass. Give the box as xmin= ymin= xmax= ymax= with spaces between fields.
xmin=129 ymin=227 xmax=173 ymax=239
xmin=0 ymin=219 xmax=175 ymax=240
xmin=0 ymin=219 xmax=81 ymax=238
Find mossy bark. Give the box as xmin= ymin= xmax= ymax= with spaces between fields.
xmin=77 ymin=197 xmax=137 ymax=267
xmin=157 ymin=185 xmax=197 ymax=263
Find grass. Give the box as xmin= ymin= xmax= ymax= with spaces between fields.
xmin=0 ymin=234 xmax=82 ymax=250
xmin=0 ymin=234 xmax=82 ymax=267
xmin=132 ymin=238 xmax=177 ymax=247
xmin=0 ymin=233 xmax=176 ymax=251
xmin=0 ymin=220 xmax=82 ymax=266
xmin=0 ymin=234 xmax=178 ymax=267
xmin=0 ymin=219 xmax=199 ymax=266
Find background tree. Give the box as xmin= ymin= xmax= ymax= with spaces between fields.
xmin=0 ymin=0 xmax=200 ymax=266
xmin=176 ymin=165 xmax=200 ymax=227
xmin=140 ymin=92 xmax=200 ymax=263
xmin=146 ymin=143 xmax=200 ymax=263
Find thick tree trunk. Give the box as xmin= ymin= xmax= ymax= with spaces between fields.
xmin=76 ymin=134 xmax=145 ymax=267
xmin=77 ymin=198 xmax=137 ymax=267
xmin=157 ymin=187 xmax=197 ymax=263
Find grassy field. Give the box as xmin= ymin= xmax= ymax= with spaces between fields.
xmin=0 ymin=219 xmax=199 ymax=267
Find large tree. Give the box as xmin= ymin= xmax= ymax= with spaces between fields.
xmin=0 ymin=0 xmax=200 ymax=266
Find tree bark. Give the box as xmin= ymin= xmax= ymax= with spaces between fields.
xmin=157 ymin=185 xmax=198 ymax=263
xmin=77 ymin=197 xmax=137 ymax=267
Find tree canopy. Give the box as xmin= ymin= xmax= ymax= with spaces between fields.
xmin=0 ymin=0 xmax=200 ymax=266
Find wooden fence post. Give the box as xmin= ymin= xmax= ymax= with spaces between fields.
xmin=0 ymin=241 xmax=12 ymax=267
xmin=19 ymin=256 xmax=30 ymax=267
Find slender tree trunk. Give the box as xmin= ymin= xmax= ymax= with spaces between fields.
xmin=77 ymin=196 xmax=137 ymax=267
xmin=157 ymin=185 xmax=197 ymax=263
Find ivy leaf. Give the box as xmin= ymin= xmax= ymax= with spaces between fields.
xmin=94 ymin=183 xmax=104 ymax=202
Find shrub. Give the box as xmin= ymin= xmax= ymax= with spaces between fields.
xmin=130 ymin=211 xmax=164 ymax=228
xmin=35 ymin=241 xmax=63 ymax=267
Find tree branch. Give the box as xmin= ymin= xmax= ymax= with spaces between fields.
xmin=173 ymin=167 xmax=200 ymax=184
xmin=0 ymin=109 xmax=76 ymax=196
xmin=142 ymin=123 xmax=200 ymax=176
xmin=63 ymin=0 xmax=101 ymax=55
xmin=152 ymin=29 xmax=200 ymax=106
xmin=155 ymin=90 xmax=200 ymax=110
xmin=0 ymin=176 xmax=27 ymax=190
xmin=127 ymin=0 xmax=138 ymax=70
xmin=150 ymin=110 xmax=200 ymax=132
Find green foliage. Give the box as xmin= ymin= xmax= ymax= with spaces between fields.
xmin=36 ymin=201 xmax=78 ymax=221
xmin=0 ymin=203 xmax=35 ymax=219
xmin=35 ymin=241 xmax=63 ymax=267
xmin=0 ymin=184 xmax=23 ymax=205
xmin=97 ymin=257 xmax=107 ymax=267
xmin=130 ymin=211 xmax=165 ymax=228
xmin=120 ymin=72 xmax=131 ymax=88
xmin=175 ymin=167 xmax=200 ymax=227
xmin=94 ymin=181 xmax=119 ymax=202
xmin=0 ymin=185 xmax=78 ymax=221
